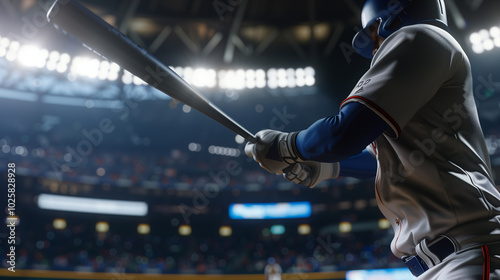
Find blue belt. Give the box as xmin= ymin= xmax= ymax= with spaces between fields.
xmin=403 ymin=237 xmax=456 ymax=277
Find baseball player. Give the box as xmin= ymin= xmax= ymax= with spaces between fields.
xmin=264 ymin=257 xmax=283 ymax=280
xmin=245 ymin=0 xmax=500 ymax=278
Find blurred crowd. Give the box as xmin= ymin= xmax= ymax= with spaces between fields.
xmin=1 ymin=220 xmax=402 ymax=274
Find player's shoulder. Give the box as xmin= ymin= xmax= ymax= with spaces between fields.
xmin=391 ymin=24 xmax=459 ymax=49
xmin=379 ymin=23 xmax=463 ymax=58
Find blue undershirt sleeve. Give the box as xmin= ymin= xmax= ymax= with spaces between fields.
xmin=295 ymin=102 xmax=388 ymax=178
xmin=338 ymin=149 xmax=377 ymax=179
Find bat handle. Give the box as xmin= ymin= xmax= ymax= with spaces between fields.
xmin=241 ymin=131 xmax=257 ymax=143
xmin=246 ymin=135 xmax=257 ymax=144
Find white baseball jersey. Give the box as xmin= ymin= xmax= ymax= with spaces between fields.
xmin=341 ymin=24 xmax=500 ymax=258
xmin=265 ymin=263 xmax=282 ymax=280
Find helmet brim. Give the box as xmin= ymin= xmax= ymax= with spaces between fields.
xmin=352 ymin=27 xmax=375 ymax=59
xmin=352 ymin=18 xmax=382 ymax=59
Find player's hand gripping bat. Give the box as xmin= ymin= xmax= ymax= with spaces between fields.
xmin=47 ymin=0 xmax=256 ymax=143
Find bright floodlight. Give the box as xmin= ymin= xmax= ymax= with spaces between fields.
xmin=0 ymin=37 xmax=10 ymax=49
xmin=0 ymin=36 xmax=318 ymax=89
xmin=469 ymin=25 xmax=500 ymax=53
xmin=495 ymin=37 xmax=500 ymax=48
xmin=192 ymin=68 xmax=216 ymax=88
xmin=222 ymin=69 xmax=246 ymax=89
xmin=70 ymin=56 xmax=100 ymax=78
xmin=6 ymin=41 xmax=20 ymax=61
xmin=483 ymin=39 xmax=495 ymax=51
xmin=18 ymin=45 xmax=47 ymax=68
xmin=469 ymin=32 xmax=481 ymax=45
xmin=490 ymin=26 xmax=500 ymax=38
xmin=121 ymin=70 xmax=133 ymax=84
xmin=182 ymin=67 xmax=194 ymax=85
xmin=472 ymin=44 xmax=484 ymax=54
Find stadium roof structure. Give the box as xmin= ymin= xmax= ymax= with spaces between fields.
xmin=1 ymin=0 xmax=499 ymax=70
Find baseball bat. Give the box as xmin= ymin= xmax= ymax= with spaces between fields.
xmin=46 ymin=0 xmax=256 ymax=143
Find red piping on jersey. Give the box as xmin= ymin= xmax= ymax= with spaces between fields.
xmin=371 ymin=142 xmax=377 ymax=156
xmin=374 ymin=169 xmax=405 ymax=255
xmin=375 ymin=170 xmax=384 ymax=206
xmin=340 ymin=96 xmax=402 ymax=137
xmin=394 ymin=219 xmax=403 ymax=255
xmin=372 ymin=143 xmax=402 ymax=255
xmin=372 ymin=142 xmax=381 ymax=205
xmin=482 ymin=245 xmax=490 ymax=280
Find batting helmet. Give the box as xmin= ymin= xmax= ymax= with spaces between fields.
xmin=352 ymin=0 xmax=448 ymax=58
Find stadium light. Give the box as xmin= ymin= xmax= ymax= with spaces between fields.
xmin=378 ymin=218 xmax=391 ymax=229
xmin=188 ymin=142 xmax=202 ymax=152
xmin=178 ymin=225 xmax=192 ymax=236
xmin=298 ymin=224 xmax=311 ymax=235
xmin=469 ymin=25 xmax=500 ymax=54
xmin=133 ymin=75 xmax=146 ymax=85
xmin=98 ymin=60 xmax=111 ymax=80
xmin=234 ymin=135 xmax=245 ymax=144
xmin=219 ymin=69 xmax=245 ymax=90
xmin=191 ymin=68 xmax=216 ymax=88
xmin=5 ymin=41 xmax=19 ymax=61
xmin=1 ymin=35 xmax=315 ymax=91
xmin=70 ymin=56 xmax=100 ymax=78
xmin=6 ymin=215 xmax=19 ymax=226
xmin=96 ymin=167 xmax=106 ymax=176
xmin=1 ymin=34 xmax=316 ymax=90
xmin=46 ymin=51 xmax=60 ymax=71
xmin=17 ymin=45 xmax=48 ymax=68
xmin=339 ymin=221 xmax=352 ymax=233
xmin=0 ymin=34 xmax=316 ymax=90
xmin=137 ymin=223 xmax=151 ymax=235
xmin=0 ymin=37 xmax=9 ymax=57
xmin=95 ymin=221 xmax=109 ymax=233
xmin=256 ymin=69 xmax=266 ymax=88
xmin=108 ymin=62 xmax=120 ymax=81
xmin=38 ymin=194 xmax=148 ymax=216
xmin=219 ymin=226 xmax=232 ymax=237
xmin=52 ymin=218 xmax=67 ymax=230
xmin=270 ymin=224 xmax=285 ymax=235
xmin=57 ymin=53 xmax=70 ymax=73
xmin=208 ymin=145 xmax=241 ymax=157
xmin=182 ymin=104 xmax=191 ymax=113
xmin=122 ymin=70 xmax=134 ymax=84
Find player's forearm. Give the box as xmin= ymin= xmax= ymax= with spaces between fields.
xmin=295 ymin=102 xmax=388 ymax=163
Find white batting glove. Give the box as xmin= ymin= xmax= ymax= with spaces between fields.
xmin=284 ymin=161 xmax=340 ymax=188
xmin=245 ymin=130 xmax=302 ymax=175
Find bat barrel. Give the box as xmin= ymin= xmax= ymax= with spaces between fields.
xmin=47 ymin=0 xmax=257 ymax=143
